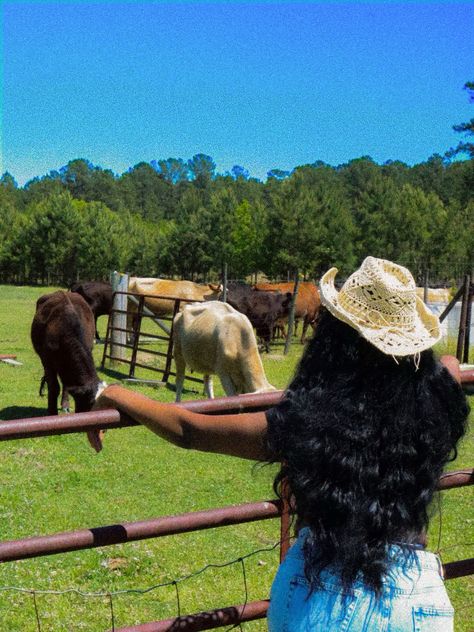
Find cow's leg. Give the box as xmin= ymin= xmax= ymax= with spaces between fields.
xmin=219 ymin=374 xmax=237 ymax=397
xmin=46 ymin=372 xmax=60 ymax=416
xmin=175 ymin=371 xmax=185 ymax=402
xmin=263 ymin=326 xmax=271 ymax=353
xmin=300 ymin=317 xmax=309 ymax=344
xmin=60 ymin=385 xmax=71 ymax=412
xmin=204 ymin=375 xmax=214 ymax=399
xmin=301 ymin=316 xmax=315 ymax=344
xmin=293 ymin=318 xmax=300 ymax=337
xmin=95 ymin=316 xmax=100 ymax=342
xmin=174 ymin=354 xmax=186 ymax=402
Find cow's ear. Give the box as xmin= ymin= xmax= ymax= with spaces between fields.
xmin=209 ymin=283 xmax=222 ymax=292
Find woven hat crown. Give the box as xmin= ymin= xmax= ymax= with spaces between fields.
xmin=339 ymin=257 xmax=417 ymax=329
xmin=320 ymin=257 xmax=441 ymax=356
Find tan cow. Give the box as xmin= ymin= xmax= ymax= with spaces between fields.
xmin=173 ymin=301 xmax=276 ymax=401
xmin=128 ymin=277 xmax=222 ymax=316
xmin=416 ymin=287 xmax=452 ymax=304
xmin=253 ymin=281 xmax=321 ymax=343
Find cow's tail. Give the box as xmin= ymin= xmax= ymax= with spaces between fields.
xmin=39 ymin=375 xmax=47 ymax=397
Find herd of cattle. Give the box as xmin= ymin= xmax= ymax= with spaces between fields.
xmin=30 ymin=278 xmax=321 ymax=416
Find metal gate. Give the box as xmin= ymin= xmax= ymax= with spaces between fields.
xmin=101 ymin=290 xmax=204 ymax=390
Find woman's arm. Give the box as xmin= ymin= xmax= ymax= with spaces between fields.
xmin=93 ymin=384 xmax=270 ymax=461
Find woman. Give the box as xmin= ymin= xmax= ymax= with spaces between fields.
xmin=94 ymin=257 xmax=469 ymax=631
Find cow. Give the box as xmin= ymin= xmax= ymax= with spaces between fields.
xmin=253 ymin=281 xmax=320 ymax=343
xmin=416 ymin=287 xmax=452 ymax=304
xmin=127 ymin=277 xmax=222 ymax=337
xmin=31 ymin=291 xmax=104 ymax=417
xmin=128 ymin=278 xmax=222 ymax=315
xmin=70 ymin=281 xmax=113 ymax=341
xmin=225 ymin=282 xmax=292 ymax=352
xmin=173 ymin=301 xmax=276 ymax=401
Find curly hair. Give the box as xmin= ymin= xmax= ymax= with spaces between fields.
xmin=266 ymin=308 xmax=469 ymax=594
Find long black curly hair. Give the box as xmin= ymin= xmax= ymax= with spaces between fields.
xmin=266 ymin=308 xmax=469 ymax=594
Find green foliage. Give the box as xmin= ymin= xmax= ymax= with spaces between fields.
xmin=1 ymin=144 xmax=473 ymax=284
xmin=447 ymin=81 xmax=474 ymax=159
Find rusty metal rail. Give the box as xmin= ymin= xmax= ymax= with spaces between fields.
xmin=0 ymin=471 xmax=471 ymax=565
xmin=0 ymin=392 xmax=282 ymax=441
xmin=0 ymin=500 xmax=282 ymax=563
xmin=114 ymin=599 xmax=270 ymax=632
xmin=1 ymin=368 xmax=473 ymax=441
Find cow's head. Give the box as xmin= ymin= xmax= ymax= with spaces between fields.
xmin=205 ymin=283 xmax=223 ymax=299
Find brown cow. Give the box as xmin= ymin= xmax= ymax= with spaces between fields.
xmin=31 ymin=291 xmax=104 ymax=416
xmin=253 ymin=282 xmax=321 ymax=343
xmin=226 ymin=282 xmax=292 ymax=352
xmin=70 ymin=281 xmax=113 ymax=341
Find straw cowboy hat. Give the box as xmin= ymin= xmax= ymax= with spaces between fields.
xmin=319 ymin=257 xmax=441 ymax=356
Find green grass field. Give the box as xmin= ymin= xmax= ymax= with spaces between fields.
xmin=0 ymin=285 xmax=472 ymax=631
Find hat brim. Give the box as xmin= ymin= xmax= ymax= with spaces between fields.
xmin=320 ymin=267 xmax=441 ymax=356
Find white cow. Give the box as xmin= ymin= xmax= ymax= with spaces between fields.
xmin=173 ymin=301 xmax=276 ymax=401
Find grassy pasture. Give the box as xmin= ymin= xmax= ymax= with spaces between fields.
xmin=0 ymin=285 xmax=472 ymax=631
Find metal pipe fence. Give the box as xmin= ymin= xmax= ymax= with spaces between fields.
xmin=1 ymin=389 xmax=473 ymax=630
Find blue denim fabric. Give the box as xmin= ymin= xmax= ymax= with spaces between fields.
xmin=268 ymin=528 xmax=453 ymax=631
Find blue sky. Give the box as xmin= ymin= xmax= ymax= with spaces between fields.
xmin=2 ymin=1 xmax=473 ymax=184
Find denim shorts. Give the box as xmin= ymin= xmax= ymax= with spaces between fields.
xmin=267 ymin=528 xmax=453 ymax=631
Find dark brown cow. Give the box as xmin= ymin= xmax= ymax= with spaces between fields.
xmin=226 ymin=283 xmax=292 ymax=352
xmin=31 ymin=291 xmax=102 ymax=416
xmin=70 ymin=281 xmax=113 ymax=341
xmin=253 ymin=281 xmax=321 ymax=343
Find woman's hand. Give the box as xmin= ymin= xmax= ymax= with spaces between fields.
xmin=87 ymin=384 xmax=117 ymax=453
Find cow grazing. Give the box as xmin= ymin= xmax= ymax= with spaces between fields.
xmin=31 ymin=291 xmax=103 ymax=416
xmin=173 ymin=301 xmax=276 ymax=401
xmin=225 ymin=282 xmax=292 ymax=352
xmin=253 ymin=281 xmax=320 ymax=343
xmin=70 ymin=281 xmax=113 ymax=341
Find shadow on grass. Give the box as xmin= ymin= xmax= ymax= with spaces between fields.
xmin=99 ymin=366 xmax=202 ymax=392
xmin=0 ymin=406 xmax=47 ymax=420
xmin=97 ymin=367 xmax=129 ymax=381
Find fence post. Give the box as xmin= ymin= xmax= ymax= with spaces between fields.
xmin=279 ymin=477 xmax=291 ymax=563
xmin=457 ymin=275 xmax=470 ymax=362
xmin=284 ymin=273 xmax=299 ymax=355
xmin=110 ymin=271 xmax=129 ymax=365
xmin=462 ymin=276 xmax=472 ymax=364
xmin=129 ymin=294 xmax=144 ymax=378
xmin=163 ymin=299 xmax=181 ymax=383
xmin=222 ymin=262 xmax=228 ymax=303
xmin=423 ymin=268 xmax=429 ymax=304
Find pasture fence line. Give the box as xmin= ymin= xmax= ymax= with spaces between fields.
xmin=1 ymin=389 xmax=473 ymax=630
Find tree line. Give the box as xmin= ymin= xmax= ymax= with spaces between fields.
xmin=1 ymin=85 xmax=473 ymax=287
